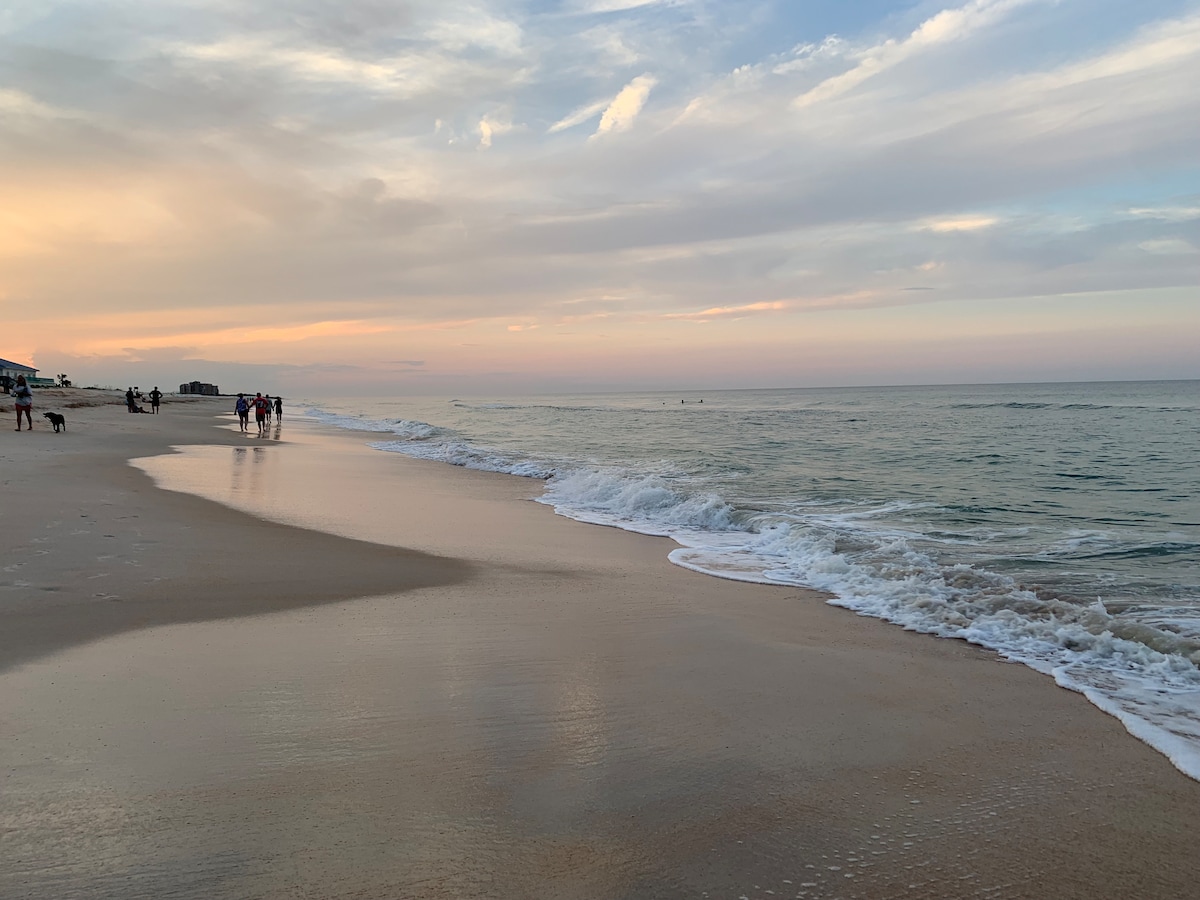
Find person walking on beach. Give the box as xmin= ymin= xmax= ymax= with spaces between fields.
xmin=149 ymin=387 xmax=162 ymax=413
xmin=253 ymin=392 xmax=269 ymax=434
xmin=264 ymin=395 xmax=273 ymax=424
xmin=13 ymin=375 xmax=33 ymax=431
xmin=235 ymin=393 xmax=250 ymax=432
xmin=273 ymin=396 xmax=283 ymax=421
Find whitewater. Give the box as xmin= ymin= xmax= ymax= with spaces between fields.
xmin=300 ymin=381 xmax=1200 ymax=780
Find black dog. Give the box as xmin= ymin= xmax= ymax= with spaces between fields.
xmin=42 ymin=411 xmax=66 ymax=433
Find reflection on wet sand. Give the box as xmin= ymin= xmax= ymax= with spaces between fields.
xmin=6 ymin=411 xmax=1199 ymax=899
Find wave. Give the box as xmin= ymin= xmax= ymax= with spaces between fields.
xmin=451 ymin=400 xmax=618 ymax=413
xmin=950 ymin=401 xmax=1057 ymax=410
xmin=303 ymin=409 xmax=440 ymax=440
xmin=370 ymin=437 xmax=556 ymax=479
xmin=1073 ymin=542 xmax=1199 ymax=561
xmin=950 ymin=401 xmax=1196 ymax=413
xmin=303 ymin=402 xmax=1200 ymax=782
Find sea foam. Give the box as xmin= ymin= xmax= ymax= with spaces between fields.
xmin=299 ymin=393 xmax=1200 ymax=782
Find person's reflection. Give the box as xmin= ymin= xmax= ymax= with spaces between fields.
xmin=231 ymin=446 xmax=249 ymax=493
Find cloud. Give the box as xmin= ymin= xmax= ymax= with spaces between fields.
xmin=478 ymin=113 xmax=514 ymax=148
xmin=1128 ymin=206 xmax=1200 ymax=223
xmin=5 ymin=0 xmax=1199 ymax=389
xmin=548 ymin=98 xmax=611 ymax=133
xmin=579 ymin=25 xmax=642 ymax=66
xmin=793 ymin=0 xmax=1043 ymax=109
xmin=80 ymin=320 xmax=397 ymax=358
xmin=593 ymin=74 xmax=657 ymax=137
xmin=665 ymin=301 xmax=788 ymax=322
xmin=1138 ymin=239 xmax=1196 ymax=255
xmin=163 ymin=34 xmax=529 ymax=105
xmin=169 ymin=37 xmax=403 ymax=88
xmin=423 ymin=5 xmax=523 ymax=55
xmin=920 ymin=216 xmax=999 ymax=233
xmin=0 ymin=87 xmax=64 ymax=118
xmin=573 ymin=0 xmax=677 ymax=12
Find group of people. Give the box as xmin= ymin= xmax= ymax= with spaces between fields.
xmin=9 ymin=380 xmax=287 ymax=434
xmin=126 ymin=386 xmax=162 ymax=414
xmin=235 ymin=392 xmax=283 ymax=434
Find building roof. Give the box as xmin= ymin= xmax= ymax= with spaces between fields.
xmin=0 ymin=358 xmax=38 ymax=373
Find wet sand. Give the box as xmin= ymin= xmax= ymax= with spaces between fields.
xmin=2 ymin=395 xmax=1199 ymax=899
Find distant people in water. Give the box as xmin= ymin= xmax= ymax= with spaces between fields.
xmin=273 ymin=396 xmax=283 ymax=420
xmin=13 ymin=375 xmax=33 ymax=430
xmin=235 ymin=393 xmax=250 ymax=432
xmin=149 ymin=387 xmax=162 ymax=413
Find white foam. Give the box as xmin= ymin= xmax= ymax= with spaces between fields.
xmin=302 ymin=408 xmax=438 ymax=440
xmin=302 ymin=401 xmax=1200 ymax=782
xmin=667 ymin=527 xmax=1200 ymax=781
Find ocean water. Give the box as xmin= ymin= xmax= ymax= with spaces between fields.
xmin=299 ymin=381 xmax=1200 ymax=780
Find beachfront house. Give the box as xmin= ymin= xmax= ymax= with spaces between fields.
xmin=0 ymin=357 xmax=46 ymax=391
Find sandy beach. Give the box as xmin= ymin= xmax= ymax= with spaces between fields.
xmin=2 ymin=392 xmax=1199 ymax=899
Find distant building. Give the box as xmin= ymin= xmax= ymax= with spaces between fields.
xmin=0 ymin=357 xmax=40 ymax=391
xmin=179 ymin=381 xmax=221 ymax=396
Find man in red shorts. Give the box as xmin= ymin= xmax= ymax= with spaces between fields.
xmin=253 ymin=392 xmax=269 ymax=434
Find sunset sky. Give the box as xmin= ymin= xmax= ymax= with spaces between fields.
xmin=3 ymin=0 xmax=1198 ymax=395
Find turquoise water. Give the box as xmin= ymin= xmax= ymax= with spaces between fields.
xmin=301 ymin=381 xmax=1200 ymax=778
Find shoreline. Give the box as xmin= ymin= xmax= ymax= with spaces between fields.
xmin=4 ymin=395 xmax=1200 ymax=898
xmin=0 ymin=394 xmax=472 ymax=673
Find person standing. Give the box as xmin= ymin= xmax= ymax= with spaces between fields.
xmin=126 ymin=387 xmax=136 ymax=413
xmin=235 ymin=393 xmax=250 ymax=432
xmin=273 ymin=396 xmax=283 ymax=421
xmin=13 ymin=375 xmax=33 ymax=431
xmin=264 ymin=395 xmax=273 ymax=424
xmin=149 ymin=386 xmax=163 ymax=413
xmin=253 ymin=392 xmax=269 ymax=434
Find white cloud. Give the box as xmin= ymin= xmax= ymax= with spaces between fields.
xmin=772 ymin=37 xmax=847 ymax=76
xmin=1139 ymin=239 xmax=1196 ymax=255
xmin=170 ymin=37 xmax=395 ymax=86
xmin=479 ymin=119 xmax=496 ymax=149
xmin=794 ymin=0 xmax=1043 ymax=108
xmin=548 ymin=99 xmax=611 ymax=134
xmin=424 ymin=6 xmax=523 ymax=55
xmin=1128 ymin=206 xmax=1200 ymax=223
xmin=664 ymin=300 xmax=788 ymax=321
xmin=575 ymin=0 xmax=676 ymax=12
xmin=593 ymin=74 xmax=658 ymax=137
xmin=478 ymin=114 xmax=514 ymax=149
xmin=0 ymin=87 xmax=68 ymax=119
xmin=580 ymin=24 xmax=643 ymax=66
xmin=920 ymin=216 xmax=1000 ymax=233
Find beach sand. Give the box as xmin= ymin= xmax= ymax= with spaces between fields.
xmin=2 ymin=393 xmax=1198 ymax=899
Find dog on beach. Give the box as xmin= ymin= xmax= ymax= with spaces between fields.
xmin=42 ymin=411 xmax=66 ymax=433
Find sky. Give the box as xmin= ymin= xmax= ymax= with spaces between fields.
xmin=2 ymin=0 xmax=1198 ymax=396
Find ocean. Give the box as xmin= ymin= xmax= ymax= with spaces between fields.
xmin=299 ymin=381 xmax=1200 ymax=780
